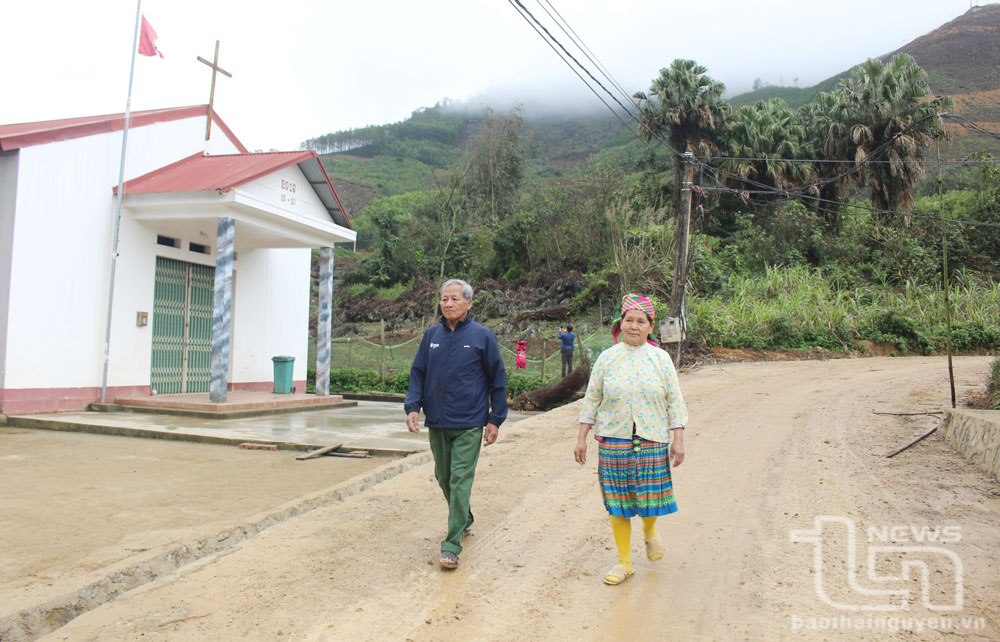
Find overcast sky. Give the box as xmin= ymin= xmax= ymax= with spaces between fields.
xmin=0 ymin=0 xmax=982 ymax=151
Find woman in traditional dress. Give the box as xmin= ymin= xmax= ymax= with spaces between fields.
xmin=515 ymin=340 xmax=528 ymax=370
xmin=574 ymin=293 xmax=688 ymax=585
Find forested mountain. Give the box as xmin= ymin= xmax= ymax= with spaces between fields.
xmin=302 ymin=6 xmax=1000 ymax=357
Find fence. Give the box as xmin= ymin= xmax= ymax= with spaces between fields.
xmin=318 ymin=327 xmax=617 ymax=385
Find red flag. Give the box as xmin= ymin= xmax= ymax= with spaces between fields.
xmin=138 ymin=15 xmax=164 ymax=58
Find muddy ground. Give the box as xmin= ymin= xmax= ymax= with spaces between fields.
xmin=2 ymin=356 xmax=999 ymax=641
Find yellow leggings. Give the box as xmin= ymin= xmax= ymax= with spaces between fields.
xmin=609 ymin=516 xmax=658 ymax=570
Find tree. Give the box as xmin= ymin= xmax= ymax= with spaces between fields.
xmin=721 ymin=98 xmax=811 ymax=195
xmin=634 ymin=59 xmax=730 ymax=314
xmin=634 ymin=59 xmax=730 ymax=199
xmin=799 ymin=90 xmax=854 ymax=230
xmin=428 ymin=165 xmax=473 ymax=280
xmin=464 ymin=106 xmax=525 ymax=226
xmin=838 ymin=55 xmax=952 ymax=222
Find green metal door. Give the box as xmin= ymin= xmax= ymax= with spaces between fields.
xmin=186 ymin=264 xmax=214 ymax=392
xmin=151 ymin=257 xmax=214 ymax=394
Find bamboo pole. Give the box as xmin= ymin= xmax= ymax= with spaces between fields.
xmin=936 ymin=137 xmax=956 ymax=408
xmin=541 ymin=339 xmax=546 ymax=382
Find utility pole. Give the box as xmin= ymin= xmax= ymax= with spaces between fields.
xmin=669 ymin=152 xmax=695 ymax=318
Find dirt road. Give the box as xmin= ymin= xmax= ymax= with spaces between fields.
xmin=16 ymin=357 xmax=1000 ymax=641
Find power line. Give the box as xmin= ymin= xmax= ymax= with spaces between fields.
xmin=707 ymin=155 xmax=1000 ymax=165
xmin=699 ymin=185 xmax=1000 ymax=229
xmin=943 ymin=113 xmax=1000 ymax=142
xmin=508 ymin=0 xmax=684 ymax=158
xmin=505 ymin=2 xmax=1000 ymax=226
xmin=536 ymin=0 xmax=639 ymax=113
xmin=505 ymin=0 xmax=635 ymax=136
xmin=510 ymin=0 xmax=638 ymax=130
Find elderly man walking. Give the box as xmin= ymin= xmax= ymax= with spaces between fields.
xmin=405 ymin=279 xmax=508 ymax=570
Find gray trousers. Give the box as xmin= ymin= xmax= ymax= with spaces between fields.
xmin=561 ymin=350 xmax=573 ymax=377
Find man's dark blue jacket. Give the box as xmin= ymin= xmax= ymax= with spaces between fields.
xmin=405 ymin=315 xmax=508 ymax=429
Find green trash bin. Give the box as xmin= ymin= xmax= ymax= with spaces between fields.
xmin=272 ymin=355 xmax=295 ymax=394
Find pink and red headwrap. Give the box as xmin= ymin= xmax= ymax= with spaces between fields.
xmin=610 ymin=293 xmax=659 ymax=347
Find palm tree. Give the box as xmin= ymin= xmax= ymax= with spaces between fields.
xmin=838 ymin=54 xmax=952 ymax=223
xmin=800 ymin=90 xmax=854 ymax=230
xmin=634 ymin=59 xmax=730 ymax=209
xmin=634 ymin=60 xmax=729 ymax=314
xmin=721 ymin=98 xmax=811 ymax=196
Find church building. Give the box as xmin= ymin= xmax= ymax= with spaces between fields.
xmin=0 ymin=105 xmax=354 ymax=414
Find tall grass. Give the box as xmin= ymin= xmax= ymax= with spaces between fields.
xmin=689 ymin=265 xmax=1000 ymax=352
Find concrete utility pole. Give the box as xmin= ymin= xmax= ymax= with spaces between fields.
xmin=669 ymin=152 xmax=695 ymax=318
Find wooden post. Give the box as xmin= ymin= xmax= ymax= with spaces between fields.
xmin=380 ymin=319 xmax=386 ymax=382
xmin=541 ymin=339 xmax=546 ymax=382
xmin=347 ymin=339 xmax=352 ymax=369
xmin=599 ymin=298 xmax=603 ymax=326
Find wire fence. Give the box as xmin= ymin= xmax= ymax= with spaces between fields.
xmin=318 ymin=328 xmax=617 ymax=385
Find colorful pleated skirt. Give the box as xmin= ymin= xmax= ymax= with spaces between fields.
xmin=597 ymin=436 xmax=677 ymax=517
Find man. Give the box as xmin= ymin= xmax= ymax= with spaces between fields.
xmin=405 ymin=279 xmax=508 ymax=570
xmin=558 ymin=324 xmax=576 ymax=377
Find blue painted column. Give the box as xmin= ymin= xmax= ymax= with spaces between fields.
xmin=210 ymin=217 xmax=235 ymax=402
xmin=315 ymin=247 xmax=334 ymax=396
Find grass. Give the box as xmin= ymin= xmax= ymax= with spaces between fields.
xmin=688 ymin=265 xmax=1000 ymax=353
xmin=320 ymin=156 xmax=436 ymax=198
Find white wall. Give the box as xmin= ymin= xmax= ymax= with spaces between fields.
xmin=238 ymin=164 xmax=334 ymax=227
xmin=0 ymin=151 xmax=19 ymax=389
xmin=3 ymin=116 xmax=240 ymax=389
xmin=231 ymin=247 xmax=311 ymax=383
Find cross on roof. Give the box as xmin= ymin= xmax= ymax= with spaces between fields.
xmin=197 ymin=40 xmax=232 ymax=142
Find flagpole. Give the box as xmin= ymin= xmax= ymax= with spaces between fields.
xmin=100 ymin=0 xmax=143 ymax=404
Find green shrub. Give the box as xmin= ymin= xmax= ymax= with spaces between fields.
xmin=507 ymin=372 xmax=544 ymax=398
xmin=328 ymin=368 xmax=381 ymax=392
xmin=860 ymin=311 xmax=930 ymax=354
xmin=321 ymin=368 xmax=549 ymax=399
xmin=767 ymin=315 xmax=803 ymax=349
xmin=938 ymin=322 xmax=1000 ymax=352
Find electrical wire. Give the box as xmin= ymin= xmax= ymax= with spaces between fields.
xmin=536 ymin=0 xmax=640 ymax=113
xmin=509 ymin=0 xmax=686 ymax=158
xmin=700 ymin=184 xmax=1000 ymax=228
xmin=706 ymin=156 xmax=1000 ymax=164
xmin=510 ymin=0 xmax=637 ymax=129
xmin=505 ymin=0 xmax=636 ymax=135
xmin=505 ymin=3 xmax=1000 ymax=228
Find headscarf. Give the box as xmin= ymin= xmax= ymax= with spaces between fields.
xmin=610 ymin=293 xmax=659 ymax=347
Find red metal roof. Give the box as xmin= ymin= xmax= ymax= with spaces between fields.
xmin=0 ymin=105 xmax=248 ymax=153
xmin=117 ymin=151 xmax=351 ymax=229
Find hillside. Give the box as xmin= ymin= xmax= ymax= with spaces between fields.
xmin=730 ymin=4 xmax=1000 ymax=140
xmin=298 ymin=5 xmax=1000 ymax=362
xmin=314 ymin=6 xmax=1000 ymax=213
xmin=899 ymin=4 xmax=1000 ymax=98
xmin=311 ymin=103 xmax=640 ymax=212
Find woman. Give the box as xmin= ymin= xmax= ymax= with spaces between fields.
xmin=515 ymin=340 xmax=528 ymax=370
xmin=574 ymin=293 xmax=688 ymax=585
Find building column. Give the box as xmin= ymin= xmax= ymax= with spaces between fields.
xmin=315 ymin=246 xmax=334 ymax=396
xmin=210 ymin=217 xmax=235 ymax=402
